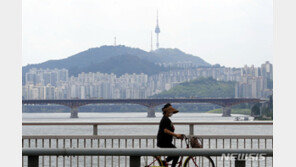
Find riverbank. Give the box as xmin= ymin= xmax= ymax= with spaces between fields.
xmin=206 ymin=108 xmax=273 ymax=120
xmin=207 ymin=108 xmax=251 ymax=115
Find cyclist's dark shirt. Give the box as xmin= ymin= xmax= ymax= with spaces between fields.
xmin=157 ymin=116 xmax=174 ymax=147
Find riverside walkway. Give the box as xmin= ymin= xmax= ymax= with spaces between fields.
xmin=22 ymin=121 xmax=273 ymax=167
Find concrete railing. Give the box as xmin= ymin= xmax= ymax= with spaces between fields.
xmin=22 ymin=148 xmax=273 ymax=167
xmin=22 ymin=135 xmax=273 ymax=167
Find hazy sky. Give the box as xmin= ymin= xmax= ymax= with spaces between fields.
xmin=22 ymin=0 xmax=273 ymax=67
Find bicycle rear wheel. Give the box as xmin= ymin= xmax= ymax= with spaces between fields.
xmin=183 ymin=156 xmax=215 ymax=167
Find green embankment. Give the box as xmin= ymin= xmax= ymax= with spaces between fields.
xmin=207 ymin=108 xmax=251 ymax=115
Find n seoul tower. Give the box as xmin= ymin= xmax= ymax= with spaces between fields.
xmin=154 ymin=10 xmax=160 ymax=49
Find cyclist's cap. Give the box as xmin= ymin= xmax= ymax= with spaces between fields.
xmin=163 ymin=106 xmax=179 ymax=114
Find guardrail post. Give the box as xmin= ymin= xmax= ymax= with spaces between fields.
xmin=189 ymin=124 xmax=194 ymax=135
xmin=130 ymin=156 xmax=141 ymax=167
xmin=28 ymin=156 xmax=39 ymax=167
xmin=235 ymin=157 xmax=246 ymax=167
xmin=93 ymin=125 xmax=98 ymax=135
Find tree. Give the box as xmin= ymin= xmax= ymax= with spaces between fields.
xmin=256 ymin=95 xmax=273 ymax=120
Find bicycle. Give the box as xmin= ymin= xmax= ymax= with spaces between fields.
xmin=145 ymin=135 xmax=215 ymax=167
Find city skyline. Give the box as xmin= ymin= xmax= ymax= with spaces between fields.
xmin=23 ymin=0 xmax=273 ymax=67
xmin=23 ymin=61 xmax=273 ymax=100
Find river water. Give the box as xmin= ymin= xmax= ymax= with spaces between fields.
xmin=22 ymin=112 xmax=272 ymax=136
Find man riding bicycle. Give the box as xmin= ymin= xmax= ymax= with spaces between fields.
xmin=157 ymin=103 xmax=184 ymax=167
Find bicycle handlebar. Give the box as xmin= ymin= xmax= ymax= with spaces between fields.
xmin=181 ymin=134 xmax=189 ymax=140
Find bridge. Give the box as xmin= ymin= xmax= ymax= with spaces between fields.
xmin=22 ymin=98 xmax=265 ymax=118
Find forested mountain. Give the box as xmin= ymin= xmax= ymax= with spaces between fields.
xmin=22 ymin=45 xmax=210 ymax=83
xmin=152 ymin=77 xmax=235 ymax=98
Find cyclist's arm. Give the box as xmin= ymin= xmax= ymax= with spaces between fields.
xmin=164 ymin=128 xmax=182 ymax=138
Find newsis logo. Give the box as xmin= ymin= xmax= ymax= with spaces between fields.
xmin=221 ymin=153 xmax=266 ymax=161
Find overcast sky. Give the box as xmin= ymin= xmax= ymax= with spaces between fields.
xmin=22 ymin=0 xmax=273 ymax=67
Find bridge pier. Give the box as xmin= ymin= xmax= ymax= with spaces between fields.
xmin=222 ymin=106 xmax=231 ymax=117
xmin=147 ymin=106 xmax=156 ymax=118
xmin=70 ymin=107 xmax=79 ymax=118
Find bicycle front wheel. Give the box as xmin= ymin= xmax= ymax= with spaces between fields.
xmin=145 ymin=156 xmax=165 ymax=167
xmin=183 ymin=156 xmax=215 ymax=167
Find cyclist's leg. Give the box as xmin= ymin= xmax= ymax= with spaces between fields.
xmin=166 ymin=156 xmax=179 ymax=167
xmin=164 ymin=143 xmax=179 ymax=167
